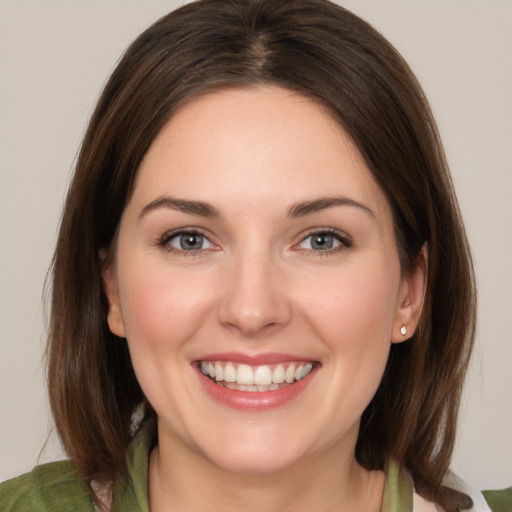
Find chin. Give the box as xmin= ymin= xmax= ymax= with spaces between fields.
xmin=192 ymin=429 xmax=311 ymax=475
xmin=206 ymin=448 xmax=304 ymax=475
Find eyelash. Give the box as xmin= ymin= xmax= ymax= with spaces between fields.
xmin=157 ymin=229 xmax=215 ymax=257
xmin=156 ymin=228 xmax=352 ymax=257
xmin=297 ymin=228 xmax=352 ymax=255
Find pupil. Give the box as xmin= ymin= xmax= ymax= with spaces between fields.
xmin=312 ymin=234 xmax=333 ymax=250
xmin=181 ymin=234 xmax=202 ymax=250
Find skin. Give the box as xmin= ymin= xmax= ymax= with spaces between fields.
xmin=104 ymin=86 xmax=426 ymax=512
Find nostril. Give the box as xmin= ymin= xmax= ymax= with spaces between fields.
xmin=218 ymin=301 xmax=291 ymax=337
xmin=216 ymin=261 xmax=293 ymax=335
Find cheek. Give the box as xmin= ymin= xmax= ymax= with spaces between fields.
xmin=298 ymin=260 xmax=401 ymax=340
xmin=295 ymin=260 xmax=400 ymax=407
xmin=116 ymin=262 xmax=217 ymax=420
xmin=117 ymin=260 xmax=215 ymax=353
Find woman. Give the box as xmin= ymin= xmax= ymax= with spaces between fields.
xmin=1 ymin=1 xmax=509 ymax=511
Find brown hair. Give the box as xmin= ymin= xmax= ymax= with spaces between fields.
xmin=47 ymin=0 xmax=475 ymax=510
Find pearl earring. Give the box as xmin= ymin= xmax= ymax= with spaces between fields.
xmin=400 ymin=325 xmax=407 ymax=336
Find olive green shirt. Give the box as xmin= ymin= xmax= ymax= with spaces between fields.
xmin=1 ymin=431 xmax=510 ymax=511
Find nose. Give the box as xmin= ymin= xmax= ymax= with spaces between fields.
xmin=217 ymin=251 xmax=292 ymax=337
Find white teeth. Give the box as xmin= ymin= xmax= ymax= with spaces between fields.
xmin=236 ymin=364 xmax=254 ymax=385
xmin=200 ymin=360 xmax=315 ymax=390
xmin=215 ymin=362 xmax=223 ymax=382
xmin=285 ymin=365 xmax=295 ymax=383
xmin=295 ymin=364 xmax=314 ymax=381
xmin=272 ymin=364 xmax=285 ymax=384
xmin=254 ymin=365 xmax=272 ymax=385
xmin=236 ymin=384 xmax=258 ymax=392
xmin=224 ymin=362 xmax=237 ymax=382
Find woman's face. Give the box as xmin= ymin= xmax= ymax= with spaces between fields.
xmin=104 ymin=86 xmax=424 ymax=474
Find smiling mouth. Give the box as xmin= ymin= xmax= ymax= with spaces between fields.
xmin=199 ymin=361 xmax=315 ymax=392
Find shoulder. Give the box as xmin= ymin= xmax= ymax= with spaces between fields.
xmin=387 ymin=461 xmax=511 ymax=512
xmin=444 ymin=472 xmax=512 ymax=512
xmin=482 ymin=487 xmax=512 ymax=512
xmin=412 ymin=486 xmax=512 ymax=512
xmin=0 ymin=460 xmax=95 ymax=512
xmin=415 ymin=471 xmax=512 ymax=512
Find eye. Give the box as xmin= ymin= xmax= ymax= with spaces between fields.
xmin=298 ymin=230 xmax=351 ymax=252
xmin=160 ymin=230 xmax=215 ymax=253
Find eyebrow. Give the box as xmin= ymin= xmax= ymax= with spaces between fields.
xmin=287 ymin=197 xmax=375 ymax=218
xmin=139 ymin=195 xmax=374 ymax=220
xmin=139 ymin=196 xmax=220 ymax=219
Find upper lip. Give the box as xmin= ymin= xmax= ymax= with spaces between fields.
xmin=194 ymin=352 xmax=317 ymax=366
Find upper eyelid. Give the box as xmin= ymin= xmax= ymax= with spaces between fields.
xmin=156 ymin=229 xmax=219 ymax=258
xmin=156 ymin=226 xmax=352 ymax=249
xmin=295 ymin=229 xmax=353 ymax=252
xmin=160 ymin=227 xmax=210 ymax=239
xmin=158 ymin=228 xmax=215 ymax=247
xmin=299 ymin=228 xmax=352 ymax=242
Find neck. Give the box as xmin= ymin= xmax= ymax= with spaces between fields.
xmin=149 ymin=432 xmax=385 ymax=512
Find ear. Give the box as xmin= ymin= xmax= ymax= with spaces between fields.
xmin=102 ymin=260 xmax=126 ymax=338
xmin=391 ymin=243 xmax=428 ymax=343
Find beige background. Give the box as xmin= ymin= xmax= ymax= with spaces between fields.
xmin=1 ymin=0 xmax=511 ymax=488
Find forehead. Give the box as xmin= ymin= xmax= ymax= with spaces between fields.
xmin=132 ymin=86 xmax=392 ymax=223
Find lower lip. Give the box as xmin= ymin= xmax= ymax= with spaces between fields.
xmin=196 ymin=367 xmax=318 ymax=411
